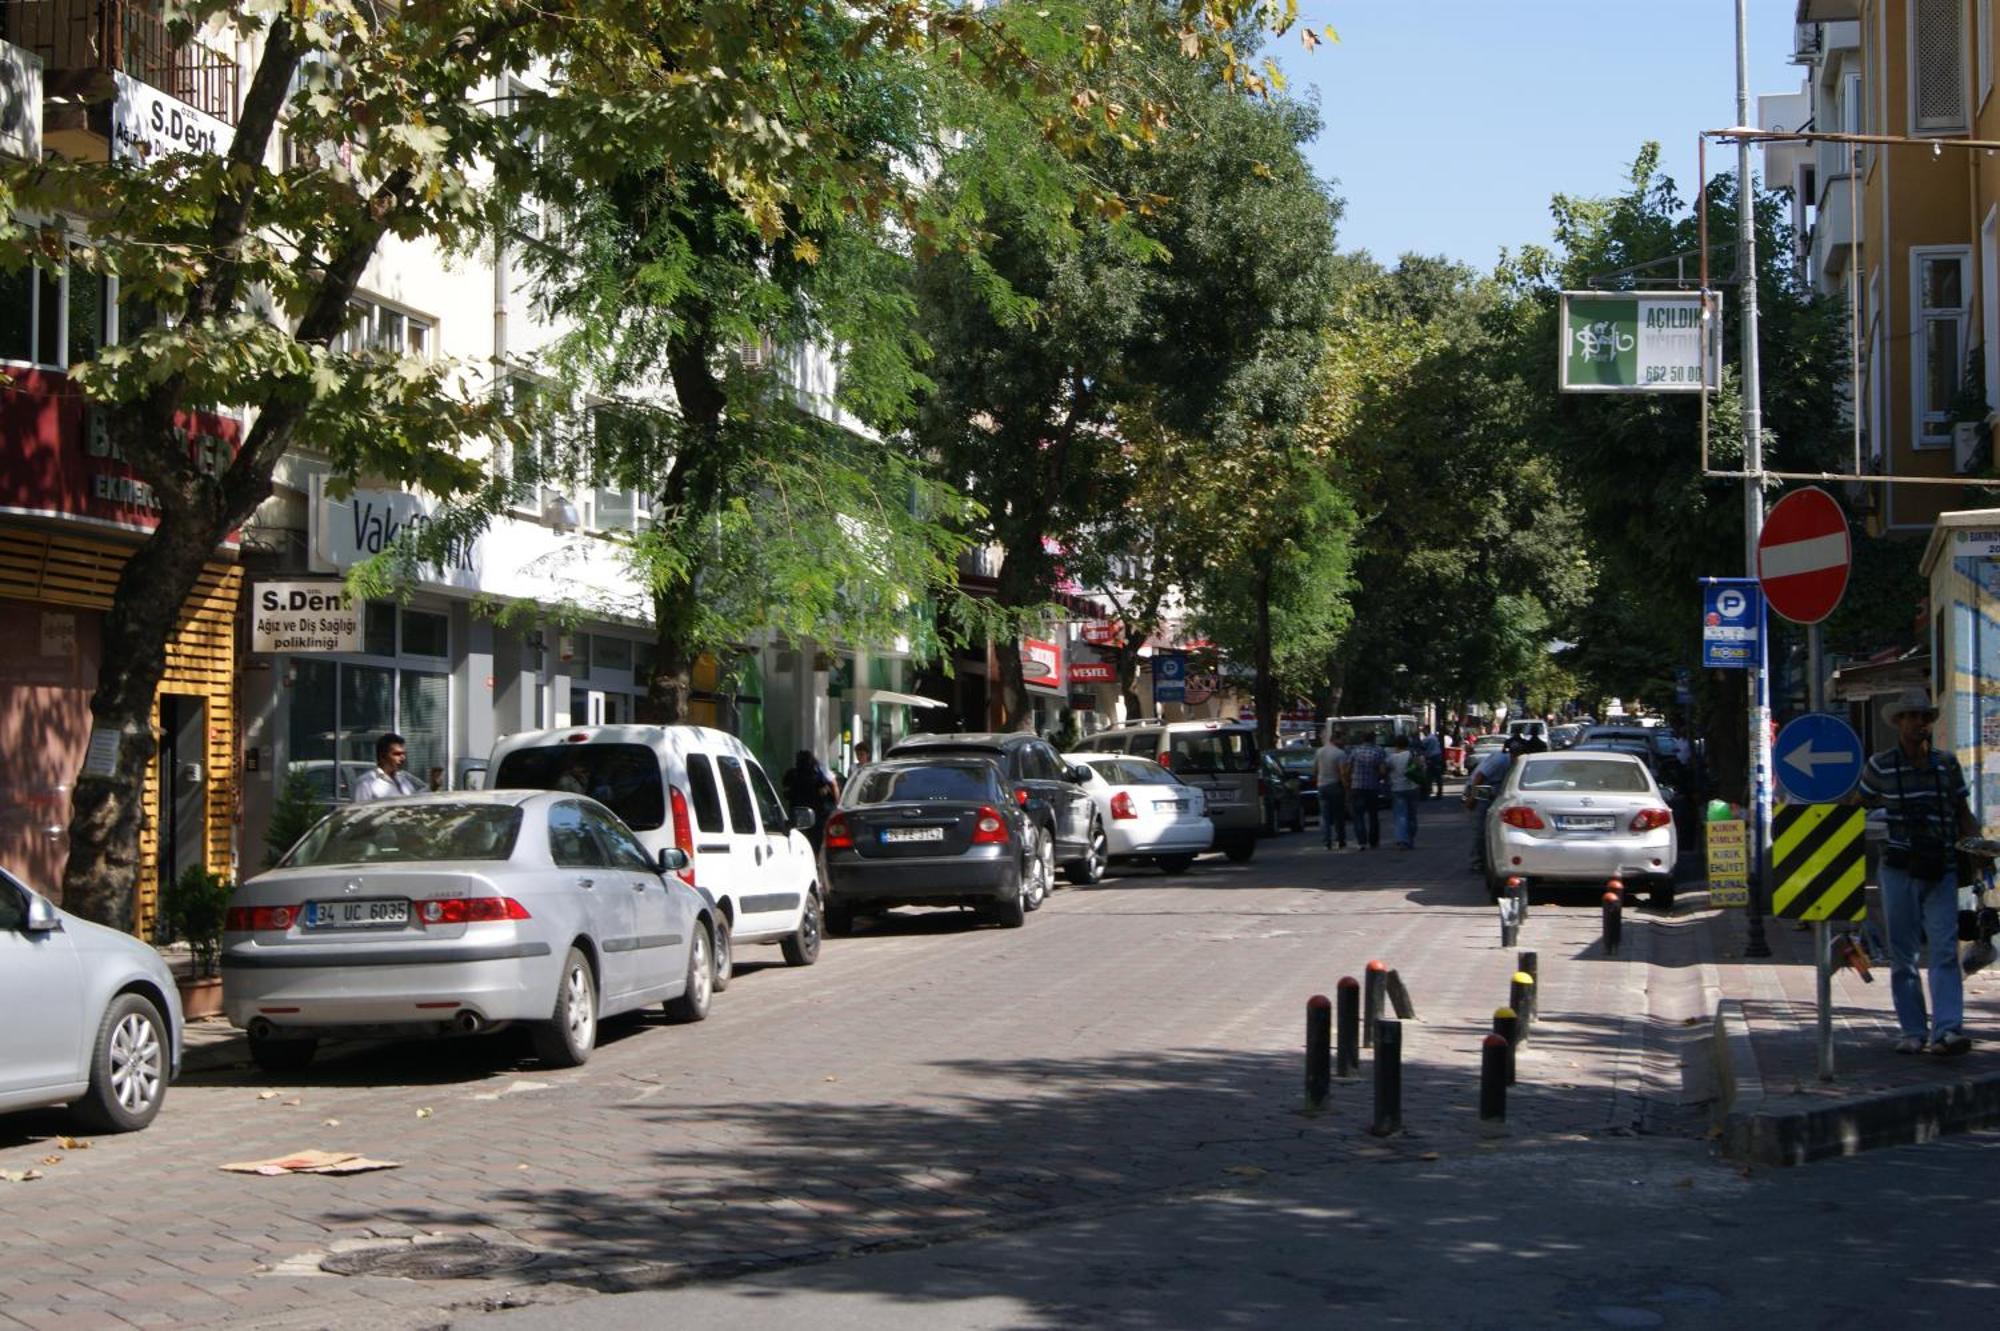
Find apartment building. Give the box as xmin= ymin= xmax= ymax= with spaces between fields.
xmin=1784 ymin=0 xmax=2000 ymax=533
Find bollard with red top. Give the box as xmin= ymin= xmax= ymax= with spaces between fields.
xmin=1336 ymin=976 xmax=1361 ymax=1076
xmin=1363 ymin=960 xmax=1387 ymax=1049
xmin=1479 ymin=1033 xmax=1509 ymax=1122
xmin=1602 ymin=881 xmax=1624 ymax=957
xmin=1305 ymin=995 xmax=1332 ymax=1109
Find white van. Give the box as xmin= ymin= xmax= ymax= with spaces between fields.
xmin=1321 ymin=715 xmax=1419 ymax=747
xmin=488 ymin=725 xmax=823 ymax=985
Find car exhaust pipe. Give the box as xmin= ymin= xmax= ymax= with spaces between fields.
xmin=453 ymin=1010 xmax=484 ymax=1034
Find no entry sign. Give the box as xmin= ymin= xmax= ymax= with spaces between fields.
xmin=1757 ymin=487 xmax=1851 ymax=625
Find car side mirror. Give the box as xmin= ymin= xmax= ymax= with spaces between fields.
xmin=23 ymin=893 xmax=62 ymax=933
xmin=657 ymin=846 xmax=690 ymax=875
xmin=790 ymin=806 xmax=817 ymax=831
xmin=1065 ymin=765 xmax=1091 ymax=784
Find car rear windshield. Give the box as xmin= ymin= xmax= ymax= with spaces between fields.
xmin=1171 ymin=732 xmax=1256 ymax=774
xmin=493 ymin=743 xmax=665 ymax=831
xmin=282 ymin=803 xmax=524 ymax=867
xmin=846 ymin=763 xmax=999 ymax=805
xmin=1517 ymin=760 xmax=1650 ymax=794
xmin=1086 ymin=758 xmax=1180 ymax=787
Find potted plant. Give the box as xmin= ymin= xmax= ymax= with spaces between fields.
xmin=160 ymin=865 xmax=233 ymax=1019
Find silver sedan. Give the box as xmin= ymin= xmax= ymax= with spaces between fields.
xmin=1484 ymin=751 xmax=1680 ymax=907
xmin=0 ymin=866 xmax=183 ymax=1132
xmin=223 ymin=791 xmax=719 ymax=1073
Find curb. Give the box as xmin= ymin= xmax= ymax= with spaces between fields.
xmin=1713 ymin=998 xmax=2000 ymax=1165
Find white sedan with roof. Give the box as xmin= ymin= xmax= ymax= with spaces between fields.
xmin=1484 ymin=751 xmax=1679 ymax=907
xmin=1066 ymin=753 xmax=1214 ymax=875
xmin=222 ymin=791 xmax=720 ymax=1074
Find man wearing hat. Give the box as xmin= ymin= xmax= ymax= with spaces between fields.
xmin=1857 ymin=690 xmax=1978 ymax=1056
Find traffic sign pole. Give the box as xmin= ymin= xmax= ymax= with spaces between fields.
xmin=1737 ymin=0 xmax=1772 ymax=962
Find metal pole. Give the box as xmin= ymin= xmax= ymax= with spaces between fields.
xmin=1814 ymin=920 xmax=1835 ymax=1080
xmin=1738 ymin=0 xmax=1773 ymax=961
xmin=1808 ymin=623 xmax=1824 ymax=713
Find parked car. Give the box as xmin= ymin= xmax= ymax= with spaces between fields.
xmin=1071 ymin=721 xmax=1263 ymax=862
xmin=1463 ymin=734 xmax=1510 ymax=790
xmin=0 ymin=866 xmax=183 ymax=1132
xmin=1483 ymin=751 xmax=1678 ymax=907
xmin=1275 ymin=748 xmax=1322 ymax=825
xmin=820 ymin=757 xmax=1037 ymax=929
xmin=1261 ymin=749 xmax=1306 ymax=834
xmin=221 ymin=792 xmax=719 ymax=1073
xmin=1066 ymin=753 xmax=1214 ymax=873
xmin=489 ymin=724 xmax=824 ymax=985
xmin=885 ymin=733 xmax=1098 ymax=883
xmin=1549 ymin=723 xmax=1585 ymax=750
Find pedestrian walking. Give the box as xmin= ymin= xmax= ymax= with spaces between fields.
xmin=1420 ymin=726 xmax=1446 ymax=799
xmin=1344 ymin=731 xmax=1388 ymax=850
xmin=783 ymin=750 xmax=840 ymax=851
xmin=1385 ymin=735 xmax=1420 ymax=849
xmin=1464 ymin=737 xmax=1522 ymax=873
xmin=1857 ymin=690 xmax=1977 ymax=1057
xmin=351 ymin=732 xmax=426 ymax=802
xmin=1313 ymin=732 xmax=1349 ymax=850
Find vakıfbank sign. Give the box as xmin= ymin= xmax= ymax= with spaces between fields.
xmin=1559 ymin=291 xmax=1722 ymax=393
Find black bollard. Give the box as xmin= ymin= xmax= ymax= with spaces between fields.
xmin=1386 ymin=968 xmax=1418 ymax=1020
xmin=1336 ymin=976 xmax=1361 ymax=1077
xmin=1479 ymin=1034 xmax=1509 ymax=1122
xmin=1602 ymin=887 xmax=1623 ymax=957
xmin=1510 ymin=971 xmax=1536 ymax=1043
xmin=1493 ymin=1006 xmax=1518 ymax=1084
xmin=1499 ymin=894 xmax=1520 ymax=948
xmin=1517 ymin=950 xmax=1539 ymax=1027
xmin=1370 ymin=1018 xmax=1403 ymax=1136
xmin=1363 ymin=960 xmax=1387 ymax=1049
xmin=1305 ymin=994 xmax=1332 ymax=1109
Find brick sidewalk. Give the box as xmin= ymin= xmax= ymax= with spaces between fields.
xmin=0 ymin=806 xmax=1724 ymax=1331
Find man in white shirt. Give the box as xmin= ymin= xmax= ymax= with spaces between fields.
xmin=351 ymin=732 xmax=427 ymax=802
xmin=1313 ymin=737 xmax=1348 ymax=850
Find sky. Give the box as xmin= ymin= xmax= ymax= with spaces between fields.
xmin=1280 ymin=1 xmax=1804 ymax=271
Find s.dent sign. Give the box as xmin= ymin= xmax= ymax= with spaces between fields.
xmin=253 ymin=581 xmax=362 ymax=654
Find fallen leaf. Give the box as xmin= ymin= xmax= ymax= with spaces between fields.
xmin=416 ymin=1107 xmax=434 ymax=1119
xmin=281 ymin=1098 xmax=303 ymax=1108
xmin=38 ymin=1155 xmax=62 ymax=1166
xmin=56 ymin=1137 xmax=91 ymax=1150
xmin=257 ymin=1091 xmax=280 ymax=1101
xmin=1223 ymin=1165 xmax=1266 ymax=1178
xmin=517 ymin=1163 xmax=531 ymax=1171
xmin=1420 ymin=1152 xmax=1442 ymax=1161
xmin=219 ymin=1150 xmax=401 ymax=1176
xmin=824 ymin=1076 xmax=838 ymax=1083
xmin=0 ymin=1169 xmax=45 ymax=1183
xmin=322 ymin=1119 xmax=342 ymax=1128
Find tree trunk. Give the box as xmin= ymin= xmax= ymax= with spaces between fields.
xmin=994 ymin=634 xmax=1032 ymax=732
xmin=640 ymin=586 xmax=699 ymax=724
xmin=1251 ymin=569 xmax=1278 ymax=750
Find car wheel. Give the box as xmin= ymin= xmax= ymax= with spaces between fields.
xmin=664 ymin=921 xmax=714 ymax=1022
xmin=710 ymin=914 xmax=733 ymax=993
xmin=531 ymin=946 xmax=598 ymax=1068
xmin=988 ymin=869 xmax=1028 ymax=929
xmin=781 ymin=891 xmax=824 ymax=966
xmin=248 ymin=1030 xmax=319 ymax=1075
xmin=1022 ymin=827 xmax=1054 ymax=911
xmin=1065 ymin=818 xmax=1107 ymax=886
xmin=825 ymin=901 xmax=856 ymax=936
xmin=1156 ymin=853 xmax=1196 ymax=875
xmin=72 ymin=992 xmax=168 ymax=1133
xmin=1224 ymin=837 xmax=1256 ymax=864
xmin=1649 ymin=878 xmax=1676 ymax=910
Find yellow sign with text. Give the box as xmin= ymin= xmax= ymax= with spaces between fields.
xmin=1706 ymin=820 xmax=1749 ymax=907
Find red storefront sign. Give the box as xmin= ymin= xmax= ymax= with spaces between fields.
xmin=1021 ymin=637 xmax=1063 ymax=694
xmin=1081 ymin=621 xmax=1124 ymax=646
xmin=0 ymin=369 xmax=242 ymax=536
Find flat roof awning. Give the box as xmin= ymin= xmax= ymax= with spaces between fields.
xmin=867 ymin=689 xmax=948 ymax=709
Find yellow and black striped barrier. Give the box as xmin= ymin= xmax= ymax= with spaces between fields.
xmin=1770 ymin=803 xmax=1867 ymax=922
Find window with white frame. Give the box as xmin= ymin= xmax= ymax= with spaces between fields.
xmin=1911 ymin=0 xmax=1970 ymax=134
xmin=586 ymin=404 xmax=654 ymax=533
xmin=335 ymin=296 xmax=433 ymax=357
xmin=502 ymin=78 xmax=554 ymax=241
xmin=1842 ymin=72 xmax=1862 ymax=134
xmin=1912 ymin=247 xmax=1971 ymax=448
xmin=0 ymin=241 xmax=109 ymax=370
xmin=1986 ymin=209 xmax=2000 ymax=415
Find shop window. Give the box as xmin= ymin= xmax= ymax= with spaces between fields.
xmin=287 ymin=658 xmax=451 ymax=802
xmin=364 ymin=601 xmax=399 ymax=657
xmin=401 ymin=607 xmax=449 ymax=658
xmin=0 ymin=248 xmax=107 ymax=369
xmin=593 ymin=635 xmax=634 ymax=673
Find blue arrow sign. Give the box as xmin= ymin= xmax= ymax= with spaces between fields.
xmin=1773 ymin=712 xmax=1865 ymax=804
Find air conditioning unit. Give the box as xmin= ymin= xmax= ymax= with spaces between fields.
xmin=739 ymin=335 xmax=776 ymax=370
xmin=1953 ymin=420 xmax=1989 ymax=475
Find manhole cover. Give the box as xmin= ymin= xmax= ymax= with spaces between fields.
xmin=321 ymin=1238 xmax=543 ymax=1280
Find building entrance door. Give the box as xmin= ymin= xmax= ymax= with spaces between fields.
xmin=159 ymin=695 xmax=207 ymax=886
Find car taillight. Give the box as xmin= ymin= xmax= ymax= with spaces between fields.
xmin=972 ymin=805 xmax=1010 ymax=844
xmin=417 ymin=897 xmax=531 ymax=924
xmin=1014 ymin=786 xmax=1030 ymax=807
xmin=1629 ymin=808 xmax=1673 ymax=832
xmin=1499 ymin=806 xmax=1546 ymax=830
xmin=670 ymin=786 xmax=696 ymax=884
xmin=225 ymin=905 xmax=295 ymax=932
xmin=825 ymin=813 xmax=854 ymax=849
xmin=1110 ymin=791 xmax=1138 ymax=820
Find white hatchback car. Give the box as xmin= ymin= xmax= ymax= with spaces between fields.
xmin=1066 ymin=753 xmax=1214 ymax=874
xmin=1484 ymin=751 xmax=1679 ymax=907
xmin=0 ymin=866 xmax=183 ymax=1132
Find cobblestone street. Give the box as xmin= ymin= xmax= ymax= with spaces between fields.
xmin=0 ymin=809 xmax=1719 ymax=1331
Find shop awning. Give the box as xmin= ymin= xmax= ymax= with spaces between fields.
xmin=867 ymin=689 xmax=948 ymax=709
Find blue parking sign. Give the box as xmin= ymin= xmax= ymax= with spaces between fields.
xmin=1153 ymin=651 xmax=1187 ymax=704
xmin=1702 ymin=579 xmax=1761 ymax=670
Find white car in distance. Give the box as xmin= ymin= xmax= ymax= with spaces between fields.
xmin=1066 ymin=753 xmax=1214 ymax=875
xmin=1484 ymin=751 xmax=1679 ymax=907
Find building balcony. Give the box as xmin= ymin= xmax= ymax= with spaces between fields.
xmin=1 ymin=0 xmax=238 ymax=132
xmin=1810 ymin=165 xmax=1858 ymax=288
